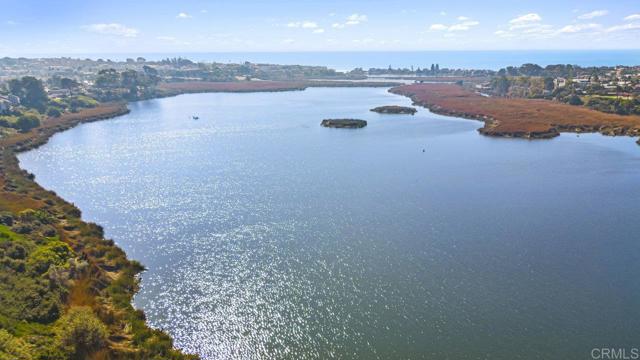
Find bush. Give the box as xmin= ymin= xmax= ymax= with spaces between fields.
xmin=46 ymin=107 xmax=62 ymax=118
xmin=27 ymin=240 xmax=73 ymax=274
xmin=0 ymin=212 xmax=14 ymax=226
xmin=55 ymin=307 xmax=108 ymax=358
xmin=0 ymin=329 xmax=34 ymax=360
xmin=13 ymin=114 xmax=40 ymax=132
xmin=567 ymin=95 xmax=583 ymax=106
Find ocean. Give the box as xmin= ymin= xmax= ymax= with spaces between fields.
xmin=38 ymin=50 xmax=640 ymax=71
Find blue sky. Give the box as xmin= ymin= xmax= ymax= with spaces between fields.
xmin=1 ymin=0 xmax=639 ymax=55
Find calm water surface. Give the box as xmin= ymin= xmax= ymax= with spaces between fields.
xmin=19 ymin=88 xmax=640 ymax=359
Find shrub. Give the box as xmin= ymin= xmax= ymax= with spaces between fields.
xmin=13 ymin=114 xmax=40 ymax=132
xmin=55 ymin=307 xmax=108 ymax=358
xmin=27 ymin=240 xmax=73 ymax=274
xmin=0 ymin=329 xmax=34 ymax=360
xmin=46 ymin=107 xmax=62 ymax=118
xmin=567 ymin=95 xmax=583 ymax=106
xmin=0 ymin=212 xmax=14 ymax=226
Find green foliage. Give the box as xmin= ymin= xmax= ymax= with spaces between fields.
xmin=8 ymin=76 xmax=49 ymax=111
xmin=55 ymin=307 xmax=108 ymax=359
xmin=95 ymin=68 xmax=121 ymax=89
xmin=0 ymin=329 xmax=34 ymax=360
xmin=567 ymin=95 xmax=584 ymax=106
xmin=46 ymin=107 xmax=62 ymax=118
xmin=27 ymin=240 xmax=73 ymax=274
xmin=14 ymin=114 xmax=40 ymax=132
xmin=586 ymin=96 xmax=640 ymax=115
xmin=492 ymin=76 xmax=510 ymax=95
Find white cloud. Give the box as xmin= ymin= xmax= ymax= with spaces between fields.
xmin=332 ymin=13 xmax=367 ymax=28
xmin=345 ymin=13 xmax=367 ymax=25
xmin=558 ymin=23 xmax=601 ymax=33
xmin=439 ymin=11 xmax=447 ymax=16
xmin=449 ymin=20 xmax=479 ymax=31
xmin=281 ymin=38 xmax=295 ymax=44
xmin=578 ymin=10 xmax=608 ymax=19
xmin=624 ymin=14 xmax=640 ymax=21
xmin=302 ymin=21 xmax=318 ymax=29
xmin=496 ymin=14 xmax=561 ymax=39
xmin=156 ymin=36 xmax=177 ymax=41
xmin=509 ymin=13 xmax=542 ymax=25
xmin=606 ymin=22 xmax=640 ymax=32
xmin=313 ymin=28 xmax=325 ymax=34
xmin=287 ymin=21 xmax=317 ymax=28
xmin=177 ymin=12 xmax=191 ymax=19
xmin=523 ymin=24 xmax=554 ymax=34
xmin=429 ymin=24 xmax=448 ymax=31
xmin=429 ymin=18 xmax=479 ymax=32
xmin=84 ymin=23 xmax=139 ymax=38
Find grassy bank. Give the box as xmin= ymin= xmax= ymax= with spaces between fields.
xmin=0 ymin=104 xmax=198 ymax=359
xmin=1 ymin=78 xmax=409 ymax=359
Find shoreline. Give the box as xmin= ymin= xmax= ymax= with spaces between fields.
xmin=391 ymin=83 xmax=640 ymax=144
xmin=0 ymin=80 xmax=398 ymax=358
xmin=4 ymin=80 xmax=638 ymax=358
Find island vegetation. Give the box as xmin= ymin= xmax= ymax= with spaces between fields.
xmin=321 ymin=119 xmax=367 ymax=128
xmin=370 ymin=105 xmax=417 ymax=115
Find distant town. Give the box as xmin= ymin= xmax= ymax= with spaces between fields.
xmin=1 ymin=57 xmax=639 ymax=137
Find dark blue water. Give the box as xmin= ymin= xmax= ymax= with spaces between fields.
xmin=18 ymin=88 xmax=640 ymax=359
xmin=41 ymin=50 xmax=640 ymax=71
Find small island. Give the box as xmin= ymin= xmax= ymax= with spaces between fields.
xmin=370 ymin=105 xmax=417 ymax=115
xmin=321 ymin=119 xmax=368 ymax=128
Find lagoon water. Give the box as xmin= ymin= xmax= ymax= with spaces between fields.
xmin=18 ymin=88 xmax=640 ymax=359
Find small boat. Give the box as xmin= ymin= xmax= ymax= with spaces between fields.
xmin=192 ymin=116 xmax=199 ymax=120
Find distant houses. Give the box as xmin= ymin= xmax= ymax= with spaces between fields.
xmin=0 ymin=94 xmax=20 ymax=114
xmin=553 ymin=78 xmax=567 ymax=89
xmin=47 ymin=88 xmax=71 ymax=99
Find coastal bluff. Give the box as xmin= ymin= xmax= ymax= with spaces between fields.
xmin=320 ymin=119 xmax=368 ymax=128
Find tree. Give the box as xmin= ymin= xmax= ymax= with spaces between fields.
xmin=493 ymin=76 xmax=511 ymax=96
xmin=543 ymin=77 xmax=555 ymax=91
xmin=8 ymin=76 xmax=48 ymax=111
xmin=47 ymin=107 xmax=62 ymax=118
xmin=55 ymin=307 xmax=108 ymax=359
xmin=60 ymin=77 xmax=80 ymax=89
xmin=14 ymin=114 xmax=40 ymax=132
xmin=568 ymin=95 xmax=583 ymax=106
xmin=94 ymin=69 xmax=120 ymax=88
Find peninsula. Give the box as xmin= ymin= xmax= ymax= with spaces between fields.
xmin=392 ymin=83 xmax=640 ymax=142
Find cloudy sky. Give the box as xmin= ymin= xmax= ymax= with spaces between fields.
xmin=1 ymin=0 xmax=639 ymax=55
